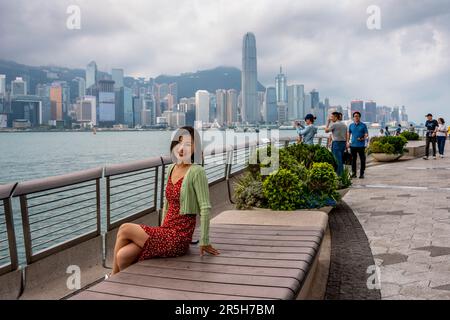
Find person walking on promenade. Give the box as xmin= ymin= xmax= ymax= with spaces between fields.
xmin=347 ymin=111 xmax=369 ymax=179
xmin=409 ymin=124 xmax=415 ymax=133
xmin=110 ymin=126 xmax=219 ymax=276
xmin=436 ymin=118 xmax=447 ymax=158
xmin=325 ymin=111 xmax=347 ymax=176
xmin=423 ymin=113 xmax=438 ymax=160
xmin=378 ymin=128 xmax=385 ymax=137
xmin=295 ymin=114 xmax=318 ymax=145
xmin=395 ymin=124 xmax=402 ymax=136
xmin=384 ymin=126 xmax=391 ymax=136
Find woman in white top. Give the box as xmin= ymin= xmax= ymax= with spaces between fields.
xmin=436 ymin=118 xmax=447 ymax=158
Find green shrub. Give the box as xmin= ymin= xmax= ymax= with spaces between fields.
xmin=368 ymin=136 xmax=407 ymax=154
xmin=279 ymin=148 xmax=308 ymax=181
xmin=234 ymin=172 xmax=266 ymax=209
xmin=247 ymin=145 xmax=277 ymax=178
xmin=285 ymin=143 xmax=337 ymax=169
xmin=400 ymin=131 xmax=419 ymax=141
xmin=262 ymin=169 xmax=304 ymax=211
xmin=306 ymin=162 xmax=338 ymax=195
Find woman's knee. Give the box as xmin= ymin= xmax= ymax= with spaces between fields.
xmin=117 ymin=223 xmax=135 ymax=238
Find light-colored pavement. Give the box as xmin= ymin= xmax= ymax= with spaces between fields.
xmin=344 ymin=141 xmax=450 ymax=300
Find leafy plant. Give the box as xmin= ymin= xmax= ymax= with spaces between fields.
xmin=400 ymin=131 xmax=419 ymax=141
xmin=285 ymin=143 xmax=337 ymax=169
xmin=278 ymin=148 xmax=308 ymax=181
xmin=262 ymin=169 xmax=304 ymax=211
xmin=368 ymin=136 xmax=408 ymax=154
xmin=234 ymin=172 xmax=266 ymax=209
xmin=306 ymin=162 xmax=338 ymax=195
xmin=338 ymin=166 xmax=353 ymax=189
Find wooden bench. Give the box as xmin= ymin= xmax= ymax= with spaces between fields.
xmin=70 ymin=223 xmax=324 ymax=300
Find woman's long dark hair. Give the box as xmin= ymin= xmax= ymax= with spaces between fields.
xmin=438 ymin=118 xmax=445 ymax=124
xmin=170 ymin=126 xmax=203 ymax=164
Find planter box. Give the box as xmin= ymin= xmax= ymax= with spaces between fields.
xmin=371 ymin=153 xmax=402 ymax=162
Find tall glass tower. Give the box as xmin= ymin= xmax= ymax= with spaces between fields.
xmin=275 ymin=66 xmax=287 ymax=104
xmin=86 ymin=61 xmax=98 ymax=89
xmin=241 ymin=32 xmax=258 ymax=124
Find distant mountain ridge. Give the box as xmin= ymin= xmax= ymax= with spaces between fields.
xmin=0 ymin=60 xmax=265 ymax=98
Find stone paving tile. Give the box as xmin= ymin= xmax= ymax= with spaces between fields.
xmin=344 ymin=146 xmax=450 ymax=300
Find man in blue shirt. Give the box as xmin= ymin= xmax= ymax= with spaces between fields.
xmin=295 ymin=114 xmax=318 ymax=145
xmin=347 ymin=111 xmax=369 ymax=179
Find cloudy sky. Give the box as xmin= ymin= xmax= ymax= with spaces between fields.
xmin=1 ymin=0 xmax=449 ymax=122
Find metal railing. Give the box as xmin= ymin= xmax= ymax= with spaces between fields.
xmin=0 ymin=183 xmax=18 ymax=275
xmin=12 ymin=168 xmax=102 ymax=264
xmin=1 ymin=135 xmax=333 ymax=270
xmin=104 ymin=158 xmax=160 ymax=231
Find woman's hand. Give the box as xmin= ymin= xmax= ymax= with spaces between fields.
xmin=200 ymin=244 xmax=220 ymax=256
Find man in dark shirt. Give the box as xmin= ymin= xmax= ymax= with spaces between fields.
xmin=424 ymin=113 xmax=438 ymax=160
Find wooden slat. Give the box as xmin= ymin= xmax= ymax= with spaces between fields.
xmin=69 ymin=291 xmax=144 ymax=300
xmin=167 ymin=254 xmax=310 ymax=269
xmin=82 ymin=281 xmax=271 ymax=300
xmin=209 ymin=224 xmax=323 ymax=232
xmin=194 ymin=229 xmax=323 ymax=236
xmin=124 ymin=264 xmax=300 ymax=291
xmin=188 ymin=247 xmax=313 ymax=261
xmin=196 ymin=233 xmax=322 ymax=243
xmin=139 ymin=259 xmax=305 ymax=279
xmin=205 ymin=243 xmax=316 ymax=254
xmin=197 ymin=237 xmax=320 ymax=248
xmin=107 ymin=272 xmax=293 ymax=299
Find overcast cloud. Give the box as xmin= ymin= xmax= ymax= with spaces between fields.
xmin=0 ymin=0 xmax=449 ymax=122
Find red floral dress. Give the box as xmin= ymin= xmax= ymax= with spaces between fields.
xmin=137 ymin=175 xmax=197 ymax=261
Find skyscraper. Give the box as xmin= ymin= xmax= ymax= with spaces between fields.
xmin=275 ymin=66 xmax=287 ymax=104
xmin=351 ymin=100 xmax=364 ymax=118
xmin=264 ymin=87 xmax=277 ymax=124
xmin=241 ymin=32 xmax=258 ymax=124
xmin=310 ymin=90 xmax=320 ymax=116
xmin=169 ymin=83 xmax=178 ymax=104
xmin=86 ymin=61 xmax=98 ymax=89
xmin=0 ymin=74 xmax=5 ymax=95
xmin=287 ymin=84 xmax=304 ymax=121
xmin=226 ymin=89 xmax=238 ymax=125
xmin=50 ymin=83 xmax=63 ymax=121
xmin=365 ymin=101 xmax=377 ymax=123
xmin=111 ymin=68 xmax=124 ymax=89
xmin=215 ymin=89 xmax=227 ymax=126
xmin=195 ymin=90 xmax=210 ymax=126
xmin=73 ymin=77 xmax=86 ymax=99
xmin=11 ymin=77 xmax=27 ymax=96
xmin=98 ymin=80 xmax=115 ymax=125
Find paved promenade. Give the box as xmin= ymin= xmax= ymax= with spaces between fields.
xmin=344 ymin=141 xmax=450 ymax=299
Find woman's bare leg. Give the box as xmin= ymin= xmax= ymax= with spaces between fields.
xmin=111 ymin=223 xmax=149 ymax=275
xmin=116 ymin=242 xmax=143 ymax=271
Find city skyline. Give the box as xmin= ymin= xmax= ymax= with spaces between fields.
xmin=0 ymin=0 xmax=449 ymax=122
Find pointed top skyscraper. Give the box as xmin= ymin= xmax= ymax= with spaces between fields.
xmin=241 ymin=32 xmax=258 ymax=124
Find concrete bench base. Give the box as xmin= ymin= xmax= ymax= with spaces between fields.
xmin=19 ymin=236 xmax=106 ymax=300
xmin=0 ymin=269 xmax=22 ymax=299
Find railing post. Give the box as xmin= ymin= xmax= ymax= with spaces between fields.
xmin=159 ymin=158 xmax=166 ymax=226
xmin=153 ymin=167 xmax=159 ymax=215
xmin=106 ymin=176 xmax=111 ymax=231
xmin=96 ymin=178 xmax=101 ymax=235
xmin=19 ymin=195 xmax=33 ymax=265
xmin=3 ymin=198 xmax=18 ymax=270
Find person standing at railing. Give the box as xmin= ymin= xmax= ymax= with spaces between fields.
xmin=294 ymin=114 xmax=317 ymax=145
xmin=325 ymin=112 xmax=347 ymax=176
xmin=436 ymin=118 xmax=447 ymax=158
xmin=110 ymin=126 xmax=219 ymax=276
xmin=347 ymin=111 xmax=369 ymax=179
